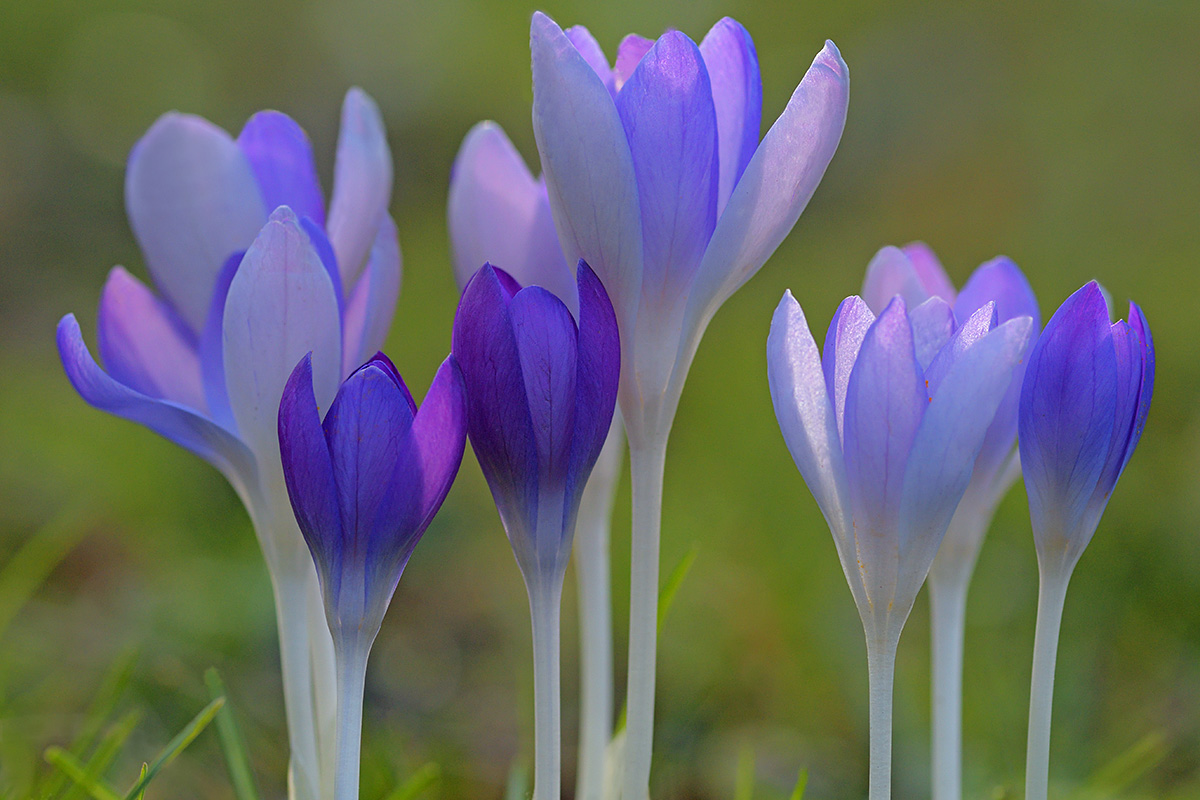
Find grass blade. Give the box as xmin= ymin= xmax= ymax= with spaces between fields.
xmin=43 ymin=748 xmax=122 ymax=800
xmin=121 ymin=697 xmax=224 ymax=800
xmin=204 ymin=669 xmax=260 ymax=800
xmin=656 ymin=543 xmax=698 ymax=634
xmin=789 ymin=768 xmax=808 ymax=800
xmin=734 ymin=747 xmax=754 ymax=800
xmin=58 ymin=711 xmax=143 ymax=800
xmin=0 ymin=507 xmax=89 ymax=640
xmin=383 ymin=762 xmax=441 ymax=800
xmin=503 ymin=763 xmax=529 ymax=800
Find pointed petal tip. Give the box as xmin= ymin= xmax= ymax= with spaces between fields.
xmin=816 ymin=40 xmax=848 ymax=80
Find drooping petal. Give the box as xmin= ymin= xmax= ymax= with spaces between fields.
xmin=565 ymin=25 xmax=615 ymax=94
xmin=125 ymin=113 xmax=268 ymax=333
xmin=342 ymin=215 xmax=402 ymax=374
xmin=613 ymin=33 xmax=654 ymax=89
xmin=222 ymin=208 xmax=343 ymax=462
xmin=531 ymin=12 xmax=644 ymax=341
xmin=616 ymin=31 xmax=719 ymax=305
xmin=237 ymin=110 xmax=326 ymax=227
xmin=766 ymin=290 xmax=849 ymax=536
xmin=906 ymin=296 xmax=955 ymax=371
xmin=681 ymin=41 xmax=849 ymax=341
xmin=699 ymin=17 xmax=763 ymax=214
xmin=901 ymin=241 xmax=956 ymax=304
xmin=1019 ymin=282 xmax=1119 ymax=549
xmin=96 ymin=266 xmax=206 ymax=413
xmin=57 ymin=314 xmax=255 ymax=489
xmin=327 ymin=88 xmax=392 ymax=289
xmin=821 ymin=295 xmax=875 ymax=440
xmin=861 ymin=246 xmax=929 ymax=315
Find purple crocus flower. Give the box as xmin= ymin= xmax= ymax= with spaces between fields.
xmin=767 ymin=289 xmax=1033 ymax=800
xmin=1018 ymin=282 xmax=1153 ymax=800
xmin=860 ymin=243 xmax=1040 ymax=800
xmin=452 ymin=262 xmax=619 ymax=800
xmin=279 ymin=351 xmax=466 ymax=800
xmin=55 ymin=89 xmax=397 ymax=800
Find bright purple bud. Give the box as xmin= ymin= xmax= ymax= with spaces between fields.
xmin=1018 ymin=281 xmax=1154 ymax=574
xmin=451 ymin=262 xmax=619 ymax=582
xmin=278 ymin=352 xmax=467 ymax=639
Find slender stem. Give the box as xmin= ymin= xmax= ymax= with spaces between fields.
xmin=530 ymin=583 xmax=564 ymax=800
xmin=866 ymin=633 xmax=899 ymax=800
xmin=623 ymin=438 xmax=668 ymax=800
xmin=333 ymin=641 xmax=370 ymax=800
xmin=272 ymin=569 xmax=321 ymax=800
xmin=929 ymin=575 xmax=968 ymax=800
xmin=574 ymin=420 xmax=622 ymax=800
xmin=1024 ymin=569 xmax=1071 ymax=800
xmin=306 ymin=570 xmax=339 ymax=800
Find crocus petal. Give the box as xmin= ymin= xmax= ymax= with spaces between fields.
xmin=861 ymin=246 xmax=929 ymax=315
xmin=821 ymin=295 xmax=875 ymax=440
xmin=766 ymin=290 xmax=849 ymax=536
xmin=616 ymin=31 xmax=719 ymax=304
xmin=614 ymin=34 xmax=654 ymax=89
xmin=1096 ymin=319 xmax=1144 ymax=499
xmin=1123 ymin=302 xmax=1154 ymax=473
xmin=223 ymin=208 xmax=343 ymax=461
xmin=531 ymin=11 xmax=644 ymax=340
xmin=954 ymin=256 xmax=1040 ymax=330
xmin=908 ymin=296 xmax=956 ymax=371
xmin=402 ymin=356 xmax=468 ymax=533
xmin=279 ymin=353 xmax=343 ymax=587
xmin=565 ymin=25 xmax=615 ymax=94
xmin=901 ymin=241 xmax=956 ymax=304
xmin=923 ymin=302 xmax=997 ymax=397
xmin=96 ymin=266 xmax=206 ymax=413
xmin=327 ymin=88 xmax=392 ymax=289
xmin=452 ymin=265 xmax=539 ymax=534
xmin=700 ymin=17 xmax=763 ymax=214
xmin=58 ymin=313 xmax=255 ymax=489
xmin=125 ymin=113 xmax=267 ymax=333
xmin=300 ymin=217 xmax=345 ymax=314
xmin=342 ymin=215 xmax=402 ymax=375
xmin=509 ymin=286 xmax=579 ymax=492
xmin=681 ymin=41 xmax=849 ymax=340
xmin=198 ymin=252 xmax=243 ymax=431
xmin=1019 ymin=282 xmax=1118 ymax=547
xmin=238 ymin=110 xmax=326 ymax=227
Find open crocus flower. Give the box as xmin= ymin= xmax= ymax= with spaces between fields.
xmin=452 ymin=263 xmax=619 ymax=800
xmin=530 ymin=16 xmax=849 ymax=794
xmin=767 ymin=290 xmax=1032 ymax=800
xmin=55 ymin=89 xmax=397 ymax=800
xmin=447 ymin=120 xmax=623 ymax=800
xmin=279 ymin=352 xmax=466 ymax=800
xmin=1018 ymin=282 xmax=1153 ymax=800
xmin=860 ymin=243 xmax=1040 ymax=800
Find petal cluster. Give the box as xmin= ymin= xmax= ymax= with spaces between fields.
xmin=1018 ymin=282 xmax=1154 ymax=573
xmin=278 ymin=353 xmax=467 ymax=637
xmin=768 ymin=291 xmax=1033 ymax=635
xmin=451 ymin=263 xmax=620 ymax=580
xmin=530 ymin=13 xmax=849 ymax=430
xmin=58 ymin=90 xmax=400 ymax=492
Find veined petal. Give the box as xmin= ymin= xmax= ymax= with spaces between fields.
xmin=238 ymin=110 xmax=326 ymax=227
xmin=766 ymin=290 xmax=849 ymax=537
xmin=861 ymin=246 xmax=929 ymax=315
xmin=821 ymin=295 xmax=874 ymax=441
xmin=616 ymin=31 xmax=719 ymax=306
xmin=531 ymin=11 xmax=644 ymax=345
xmin=402 ymin=356 xmax=468 ymax=534
xmin=1096 ymin=318 xmax=1144 ymax=499
xmin=222 ymin=208 xmax=343 ymax=462
xmin=125 ymin=113 xmax=267 ymax=333
xmin=565 ymin=25 xmax=615 ymax=94
xmin=97 ymin=266 xmax=206 ymax=413
xmin=902 ymin=241 xmax=956 ymax=304
xmin=300 ymin=217 xmax=345 ymax=314
xmin=343 ymin=215 xmax=402 ymax=375
xmin=700 ymin=17 xmax=763 ymax=215
xmin=58 ymin=314 xmax=255 ymax=489
xmin=924 ymin=301 xmax=997 ymax=397
xmin=1123 ymin=302 xmax=1154 ymax=474
xmin=681 ymin=41 xmax=848 ymax=344
xmin=614 ymin=33 xmax=654 ymax=90
xmin=327 ymin=88 xmax=392 ymax=289
xmin=198 ymin=252 xmax=243 ymax=431
xmin=907 ymin=296 xmax=955 ymax=371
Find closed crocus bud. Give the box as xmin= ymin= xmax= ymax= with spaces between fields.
xmin=278 ymin=351 xmax=467 ymax=800
xmin=767 ymin=290 xmax=1032 ymax=800
xmin=452 ymin=262 xmax=619 ymax=800
xmin=1018 ymin=281 xmax=1153 ymax=800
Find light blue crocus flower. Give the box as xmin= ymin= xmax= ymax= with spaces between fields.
xmin=767 ymin=289 xmax=1032 ymax=800
xmin=55 ymin=89 xmax=397 ymax=800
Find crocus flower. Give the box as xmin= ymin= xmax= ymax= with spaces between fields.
xmin=767 ymin=290 xmax=1033 ymax=800
xmin=56 ymin=88 xmax=397 ymax=800
xmin=861 ymin=243 xmax=1040 ymax=800
xmin=447 ymin=120 xmax=623 ymax=800
xmin=530 ymin=16 xmax=849 ymax=794
xmin=279 ymin=351 xmax=466 ymax=800
xmin=452 ymin=263 xmax=619 ymax=800
xmin=1018 ymin=282 xmax=1153 ymax=800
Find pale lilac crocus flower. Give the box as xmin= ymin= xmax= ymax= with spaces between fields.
xmin=768 ymin=290 xmax=1032 ymax=800
xmin=530 ymin=15 xmax=849 ymax=795
xmin=860 ymin=243 xmax=1040 ymax=800
xmin=447 ymin=121 xmax=624 ymax=800
xmin=56 ymin=89 xmax=397 ymax=800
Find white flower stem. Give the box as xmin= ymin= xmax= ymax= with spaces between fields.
xmin=272 ymin=570 xmax=322 ymax=800
xmin=529 ymin=581 xmax=564 ymax=800
xmin=1024 ymin=568 xmax=1071 ymax=800
xmin=332 ymin=639 xmax=370 ymax=800
xmin=866 ymin=632 xmax=899 ymax=800
xmin=574 ymin=419 xmax=623 ymax=800
xmin=623 ymin=436 xmax=668 ymax=800
xmin=929 ymin=574 xmax=968 ymax=800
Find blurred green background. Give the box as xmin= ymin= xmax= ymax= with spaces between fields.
xmin=1 ymin=0 xmax=1198 ymax=797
